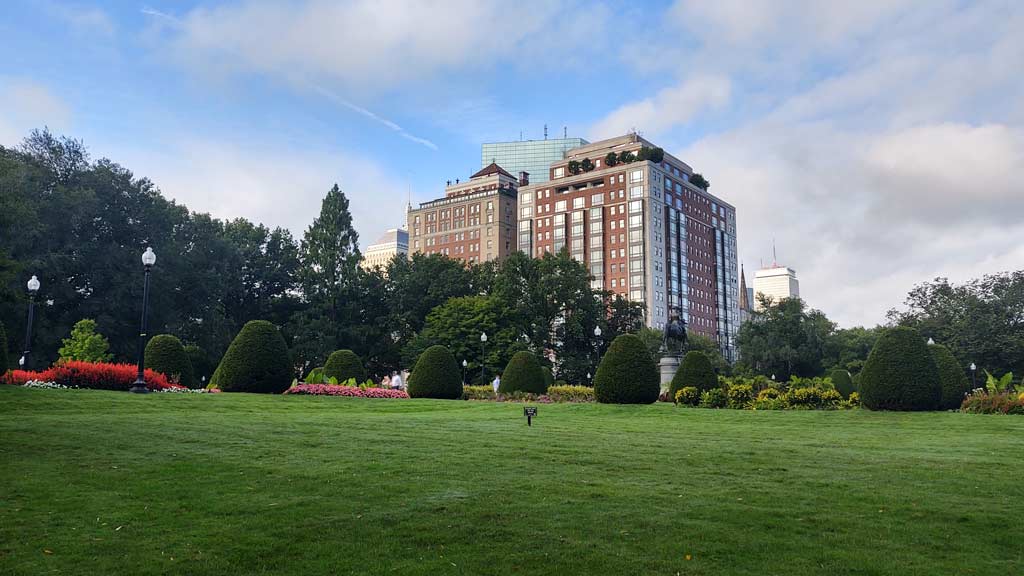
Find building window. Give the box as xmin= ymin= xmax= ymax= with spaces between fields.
xmin=553 ymin=167 xmax=565 ymax=178
xmin=555 ymin=200 xmax=567 ymax=212
xmin=630 ymin=170 xmax=643 ymax=183
xmin=573 ymin=197 xmax=584 ymax=209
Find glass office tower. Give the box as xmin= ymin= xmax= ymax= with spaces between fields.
xmin=481 ymin=138 xmax=588 ymax=184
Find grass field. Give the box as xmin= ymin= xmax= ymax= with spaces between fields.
xmin=1 ymin=386 xmax=1022 ymax=575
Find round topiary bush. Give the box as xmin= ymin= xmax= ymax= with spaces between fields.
xmin=594 ymin=334 xmax=659 ymax=404
xmin=499 ymin=351 xmax=547 ymax=394
xmin=859 ymin=326 xmax=941 ymax=411
xmin=541 ymin=366 xmax=554 ymax=389
xmin=929 ymin=344 xmax=971 ymax=410
xmin=829 ymin=369 xmax=856 ymax=399
xmin=671 ymin=350 xmax=716 ymax=396
xmin=323 ymin=349 xmax=367 ymax=383
xmin=145 ymin=334 xmax=196 ymax=388
xmin=407 ymin=345 xmax=462 ymax=399
xmin=209 ymin=320 xmax=292 ymax=394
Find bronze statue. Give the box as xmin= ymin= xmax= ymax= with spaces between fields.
xmin=662 ymin=307 xmax=688 ymax=355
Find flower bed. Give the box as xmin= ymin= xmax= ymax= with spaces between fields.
xmin=284 ymin=384 xmax=410 ymax=398
xmin=3 ymin=361 xmax=179 ymax=391
xmin=960 ymin=390 xmax=1024 ymax=414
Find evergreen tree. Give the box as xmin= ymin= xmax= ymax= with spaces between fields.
xmin=57 ymin=319 xmax=113 ymax=363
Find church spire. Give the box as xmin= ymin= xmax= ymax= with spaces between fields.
xmin=739 ymin=263 xmax=750 ymax=312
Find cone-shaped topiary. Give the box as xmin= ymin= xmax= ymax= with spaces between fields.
xmin=541 ymin=366 xmax=554 ymax=389
xmin=929 ymin=343 xmax=971 ymax=410
xmin=210 ymin=320 xmax=292 ymax=394
xmin=829 ymin=369 xmax=856 ymax=399
xmin=859 ymin=326 xmax=941 ymax=411
xmin=323 ymin=349 xmax=367 ymax=383
xmin=408 ymin=345 xmax=462 ymax=399
xmin=499 ymin=351 xmax=547 ymax=394
xmin=0 ymin=320 xmax=8 ymax=375
xmin=594 ymin=334 xmax=659 ymax=404
xmin=670 ymin=350 xmax=716 ymax=396
xmin=145 ymin=334 xmax=196 ymax=388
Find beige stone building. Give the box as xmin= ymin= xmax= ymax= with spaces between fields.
xmin=406 ymin=163 xmax=521 ymax=265
xmin=359 ymin=228 xmax=409 ymax=272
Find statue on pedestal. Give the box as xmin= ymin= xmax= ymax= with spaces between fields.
xmin=658 ymin=307 xmax=688 ymax=393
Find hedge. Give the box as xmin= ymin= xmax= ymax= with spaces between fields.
xmin=209 ymin=320 xmax=292 ymax=394
xmin=408 ymin=345 xmax=462 ymax=399
xmin=324 ymin=349 xmax=367 ymax=383
xmin=145 ymin=334 xmax=196 ymax=388
xmin=541 ymin=366 xmax=554 ymax=390
xmin=859 ymin=326 xmax=941 ymax=411
xmin=594 ymin=334 xmax=659 ymax=404
xmin=829 ymin=369 xmax=855 ymax=399
xmin=500 ymin=351 xmax=547 ymax=394
xmin=184 ymin=345 xmax=215 ymax=385
xmin=671 ymin=350 xmax=716 ymax=396
xmin=930 ymin=344 xmax=971 ymax=410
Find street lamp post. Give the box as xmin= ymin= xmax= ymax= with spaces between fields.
xmin=593 ymin=325 xmax=602 ymax=380
xmin=130 ymin=248 xmax=157 ymax=394
xmin=462 ymin=359 xmax=468 ymax=384
xmin=479 ymin=332 xmax=488 ymax=386
xmin=21 ymin=275 xmax=41 ymax=371
xmin=970 ymin=362 xmax=977 ymax=390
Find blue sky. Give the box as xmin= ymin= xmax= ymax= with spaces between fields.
xmin=2 ymin=0 xmax=1022 ymax=328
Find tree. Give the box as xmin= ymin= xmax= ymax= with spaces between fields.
xmin=888 ymin=273 xmax=1024 ymax=378
xmin=323 ymin=349 xmax=368 ymax=383
xmin=617 ymin=151 xmax=635 ymax=164
xmin=736 ymin=296 xmax=834 ymax=380
xmin=823 ymin=326 xmax=880 ymax=374
xmin=689 ymin=173 xmax=710 ymax=190
xmin=407 ymin=345 xmax=462 ymax=399
xmin=580 ymin=158 xmax=595 ymax=172
xmin=0 ymin=320 xmax=7 ymax=374
xmin=210 ymin=320 xmax=292 ymax=393
xmin=929 ymin=343 xmax=971 ymax=410
xmin=567 ymin=160 xmax=581 ymax=175
xmin=499 ymin=351 xmax=547 ymax=394
xmin=604 ymin=152 xmax=618 ymax=167
xmin=594 ymin=334 xmax=659 ymax=404
xmin=859 ymin=327 xmax=941 ymax=411
xmin=671 ymin=351 xmax=717 ymax=396
xmin=58 ymin=319 xmax=113 ymax=363
xmin=145 ymin=334 xmax=196 ymax=388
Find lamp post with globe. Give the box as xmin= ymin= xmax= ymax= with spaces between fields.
xmin=130 ymin=248 xmax=157 ymax=394
xmin=21 ymin=275 xmax=41 ymax=370
xmin=479 ymin=332 xmax=488 ymax=386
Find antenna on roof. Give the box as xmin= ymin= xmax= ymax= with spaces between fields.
xmin=563 ymin=126 xmax=567 ymax=138
xmin=544 ymin=124 xmax=548 ymax=140
xmin=520 ymin=130 xmax=523 ymax=141
xmin=772 ymin=239 xmax=778 ymax=267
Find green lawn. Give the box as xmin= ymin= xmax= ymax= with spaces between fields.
xmin=1 ymin=387 xmax=1022 ymax=575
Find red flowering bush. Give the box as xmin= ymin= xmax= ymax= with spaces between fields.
xmin=2 ymin=361 xmax=178 ymax=391
xmin=284 ymin=384 xmax=409 ymax=399
xmin=961 ymin=391 xmax=1024 ymax=415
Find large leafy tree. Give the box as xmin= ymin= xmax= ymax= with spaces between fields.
xmin=736 ymin=296 xmax=835 ymax=380
xmin=822 ymin=326 xmax=881 ymax=375
xmin=887 ymin=273 xmax=1024 ymax=376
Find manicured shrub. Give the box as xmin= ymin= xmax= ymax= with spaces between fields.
xmin=323 ymin=350 xmax=367 ymax=383
xmin=841 ymin=391 xmax=861 ymax=409
xmin=960 ymin=391 xmax=1024 ymax=414
xmin=859 ymin=327 xmax=941 ymax=411
xmin=407 ymin=345 xmax=462 ymax=399
xmin=542 ymin=366 xmax=554 ymax=389
xmin=594 ymin=334 xmax=659 ymax=404
xmin=699 ymin=388 xmax=727 ymax=408
xmin=3 ymin=361 xmax=176 ymax=391
xmin=727 ymin=384 xmax=754 ymax=409
xmin=462 ymin=385 xmax=496 ymax=400
xmin=671 ymin=351 xmax=717 ymax=396
xmin=0 ymin=320 xmax=8 ymax=375
xmin=929 ymin=344 xmax=971 ymax=410
xmin=145 ymin=334 xmax=196 ymax=388
xmin=554 ymin=379 xmax=569 ymax=388
xmin=209 ymin=320 xmax=292 ymax=394
xmin=752 ymin=387 xmax=784 ymax=410
xmin=499 ymin=351 xmax=547 ymax=394
xmin=829 ymin=369 xmax=856 ymax=399
xmin=674 ymin=386 xmax=700 ymax=406
xmin=547 ymin=385 xmax=595 ymax=402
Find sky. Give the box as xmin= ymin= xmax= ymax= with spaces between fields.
xmin=1 ymin=0 xmax=1022 ymax=328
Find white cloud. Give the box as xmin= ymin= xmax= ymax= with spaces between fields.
xmin=120 ymin=138 xmax=409 ymax=248
xmin=589 ymin=75 xmax=731 ymax=140
xmin=47 ymin=2 xmax=116 ymax=37
xmin=0 ymin=79 xmax=71 ymax=146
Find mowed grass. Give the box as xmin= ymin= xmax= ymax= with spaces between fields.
xmin=0 ymin=387 xmax=1022 ymax=575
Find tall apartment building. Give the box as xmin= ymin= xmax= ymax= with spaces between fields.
xmin=406 ymin=163 xmax=520 ymax=265
xmin=517 ymin=134 xmax=740 ymax=359
xmin=482 ymin=137 xmax=588 ymax=184
xmin=753 ymin=265 xmax=800 ymax=310
xmin=359 ymin=228 xmax=409 ymax=271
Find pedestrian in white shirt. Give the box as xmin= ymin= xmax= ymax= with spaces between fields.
xmin=391 ymin=371 xmax=403 ymax=390
xmin=492 ymin=375 xmax=500 ymax=393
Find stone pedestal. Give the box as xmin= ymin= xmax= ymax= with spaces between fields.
xmin=659 ymin=354 xmax=681 ymax=393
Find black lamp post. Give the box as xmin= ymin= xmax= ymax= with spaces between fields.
xmin=970 ymin=362 xmax=977 ymax=390
xmin=462 ymin=359 xmax=467 ymax=384
xmin=21 ymin=275 xmax=40 ymax=370
xmin=592 ymin=325 xmax=602 ymax=382
xmin=130 ymin=247 xmax=157 ymax=394
xmin=480 ymin=332 xmax=488 ymax=386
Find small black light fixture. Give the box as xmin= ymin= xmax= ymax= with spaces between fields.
xmin=21 ymin=275 xmax=41 ymax=370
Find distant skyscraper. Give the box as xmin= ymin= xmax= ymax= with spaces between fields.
xmin=753 ymin=264 xmax=800 ymax=310
xmin=482 ymin=137 xmax=588 ymax=184
xmin=360 ymin=228 xmax=409 ymax=271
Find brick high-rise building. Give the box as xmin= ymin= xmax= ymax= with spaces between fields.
xmin=516 ymin=134 xmax=739 ymax=359
xmin=407 ymin=163 xmax=521 ymax=265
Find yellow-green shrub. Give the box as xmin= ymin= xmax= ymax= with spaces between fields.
xmin=727 ymin=384 xmax=754 ymax=409
xmin=547 ymin=385 xmax=595 ymax=402
xmin=674 ymin=387 xmax=700 ymax=406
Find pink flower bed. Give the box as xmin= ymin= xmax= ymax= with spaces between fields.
xmin=284 ymin=384 xmax=409 ymax=399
